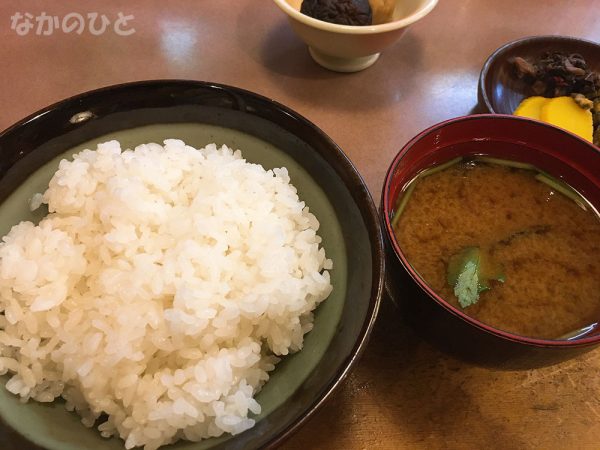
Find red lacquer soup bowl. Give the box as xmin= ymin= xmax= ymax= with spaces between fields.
xmin=381 ymin=114 xmax=600 ymax=369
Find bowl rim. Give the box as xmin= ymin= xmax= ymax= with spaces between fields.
xmin=272 ymin=0 xmax=438 ymax=34
xmin=382 ymin=113 xmax=600 ymax=348
xmin=478 ymin=34 xmax=600 ymax=114
xmin=0 ymin=79 xmax=385 ymax=449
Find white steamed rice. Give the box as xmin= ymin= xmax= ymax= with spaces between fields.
xmin=0 ymin=139 xmax=333 ymax=449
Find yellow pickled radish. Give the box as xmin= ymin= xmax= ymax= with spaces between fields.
xmin=513 ymin=96 xmax=548 ymax=119
xmin=540 ymin=96 xmax=593 ymax=142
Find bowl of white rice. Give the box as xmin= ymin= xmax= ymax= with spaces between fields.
xmin=0 ymin=81 xmax=384 ymax=450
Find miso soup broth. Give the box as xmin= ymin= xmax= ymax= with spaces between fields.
xmin=392 ymin=158 xmax=600 ymax=339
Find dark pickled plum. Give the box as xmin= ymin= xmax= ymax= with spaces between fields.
xmin=300 ymin=0 xmax=373 ymax=26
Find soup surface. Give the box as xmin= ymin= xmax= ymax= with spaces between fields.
xmin=393 ymin=160 xmax=600 ymax=339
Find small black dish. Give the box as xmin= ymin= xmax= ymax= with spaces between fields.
xmin=478 ymin=35 xmax=600 ymax=115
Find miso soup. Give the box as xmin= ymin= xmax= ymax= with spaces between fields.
xmin=392 ymin=158 xmax=600 ymax=339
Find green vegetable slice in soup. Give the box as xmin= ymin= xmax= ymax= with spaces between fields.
xmin=447 ymin=247 xmax=505 ymax=308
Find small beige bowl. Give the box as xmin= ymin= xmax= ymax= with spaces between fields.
xmin=273 ymin=0 xmax=438 ymax=72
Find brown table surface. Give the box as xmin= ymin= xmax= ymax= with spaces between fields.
xmin=2 ymin=1 xmax=600 ymax=449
